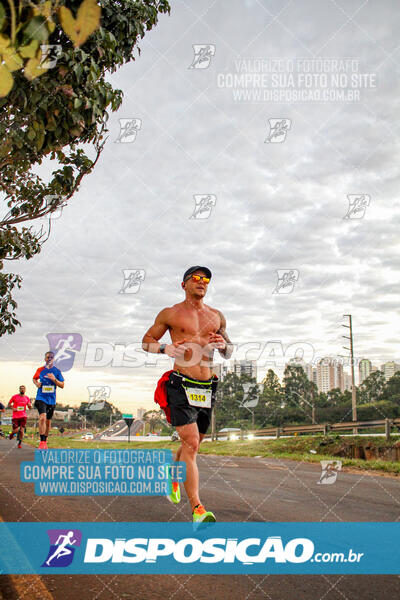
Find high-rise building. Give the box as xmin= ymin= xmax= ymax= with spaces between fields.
xmin=316 ymin=357 xmax=345 ymax=393
xmin=316 ymin=358 xmax=331 ymax=393
xmin=286 ymin=357 xmax=316 ymax=385
xmin=287 ymin=357 xmax=306 ymax=367
xmin=305 ymin=363 xmax=317 ymax=385
xmin=343 ymin=372 xmax=352 ymax=391
xmin=358 ymin=359 xmax=372 ymax=384
xmin=231 ymin=359 xmax=257 ymax=380
xmin=381 ymin=361 xmax=400 ymax=381
xmin=336 ymin=362 xmax=344 ymax=391
xmin=311 ymin=368 xmax=318 ymax=387
xmin=136 ymin=407 xmax=146 ymax=419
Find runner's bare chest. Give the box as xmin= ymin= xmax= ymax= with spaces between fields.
xmin=169 ymin=305 xmax=220 ymax=345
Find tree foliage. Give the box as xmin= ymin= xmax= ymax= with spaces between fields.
xmin=0 ymin=0 xmax=170 ymax=335
xmin=214 ymin=367 xmax=400 ymax=430
xmin=0 ymin=0 xmax=102 ymax=97
xmin=77 ymin=399 xmax=121 ymax=426
xmin=215 ymin=372 xmax=265 ymax=430
xmin=359 ymin=370 xmax=386 ymax=404
xmin=143 ymin=409 xmax=167 ymax=433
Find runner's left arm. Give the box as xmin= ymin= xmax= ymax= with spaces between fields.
xmin=54 ymin=370 xmax=65 ymax=389
xmin=211 ymin=311 xmax=233 ymax=359
xmin=46 ymin=371 xmax=65 ymax=388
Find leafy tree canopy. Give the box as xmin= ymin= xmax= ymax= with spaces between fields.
xmin=0 ymin=0 xmax=170 ymax=335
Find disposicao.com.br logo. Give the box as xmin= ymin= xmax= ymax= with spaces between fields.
xmin=83 ymin=535 xmax=363 ymax=566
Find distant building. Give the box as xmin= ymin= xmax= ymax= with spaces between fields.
xmin=316 ymin=359 xmax=331 ymax=393
xmin=286 ymin=357 xmax=316 ymax=385
xmin=287 ymin=357 xmax=317 ymax=386
xmin=136 ymin=407 xmax=146 ymax=419
xmin=359 ymin=359 xmax=372 ymax=384
xmin=287 ymin=357 xmax=306 ymax=369
xmin=305 ymin=364 xmax=317 ymax=386
xmin=336 ymin=362 xmax=344 ymax=391
xmin=381 ymin=361 xmax=400 ymax=381
xmin=231 ymin=359 xmax=257 ymax=380
xmin=316 ymin=357 xmax=345 ymax=393
xmin=53 ymin=408 xmax=74 ymax=422
xmin=311 ymin=368 xmax=318 ymax=387
xmin=343 ymin=372 xmax=353 ymax=391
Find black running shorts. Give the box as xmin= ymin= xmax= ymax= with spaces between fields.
xmin=34 ymin=399 xmax=55 ymax=420
xmin=166 ymin=371 xmax=218 ymax=434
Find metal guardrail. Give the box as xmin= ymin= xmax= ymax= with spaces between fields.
xmin=209 ymin=418 xmax=400 ymax=441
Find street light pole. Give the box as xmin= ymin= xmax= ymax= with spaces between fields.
xmin=342 ymin=314 xmax=357 ymax=434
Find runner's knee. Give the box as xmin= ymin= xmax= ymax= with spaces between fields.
xmin=181 ymin=435 xmax=200 ymax=454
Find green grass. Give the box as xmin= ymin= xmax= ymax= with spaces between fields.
xmin=20 ymin=433 xmax=400 ymax=475
xmin=197 ymin=440 xmax=400 ymax=474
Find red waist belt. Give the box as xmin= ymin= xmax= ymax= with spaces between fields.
xmin=154 ymin=370 xmax=173 ymax=423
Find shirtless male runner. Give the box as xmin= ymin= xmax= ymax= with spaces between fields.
xmin=142 ymin=266 xmax=233 ymax=523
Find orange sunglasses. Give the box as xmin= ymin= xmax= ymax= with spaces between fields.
xmin=188 ymin=275 xmax=210 ymax=283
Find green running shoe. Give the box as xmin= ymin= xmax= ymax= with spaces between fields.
xmin=166 ymin=466 xmax=181 ymax=504
xmin=192 ymin=504 xmax=216 ymax=523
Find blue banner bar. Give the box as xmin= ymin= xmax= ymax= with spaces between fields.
xmin=0 ymin=522 xmax=398 ymax=574
xmin=19 ymin=449 xmax=186 ymax=496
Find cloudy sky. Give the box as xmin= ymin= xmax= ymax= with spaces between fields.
xmin=1 ymin=0 xmax=399 ymax=412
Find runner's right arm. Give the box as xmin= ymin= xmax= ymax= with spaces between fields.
xmin=142 ymin=309 xmax=187 ymax=358
xmin=33 ymin=368 xmax=42 ymax=388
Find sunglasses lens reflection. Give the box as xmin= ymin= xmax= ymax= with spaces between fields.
xmin=191 ymin=275 xmax=209 ymax=283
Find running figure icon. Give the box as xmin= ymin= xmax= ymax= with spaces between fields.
xmin=45 ymin=531 xmax=77 ymax=566
xmin=54 ymin=335 xmax=78 ymax=364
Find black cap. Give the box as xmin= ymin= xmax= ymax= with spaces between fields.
xmin=183 ymin=266 xmax=212 ymax=282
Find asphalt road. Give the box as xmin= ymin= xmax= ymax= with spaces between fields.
xmin=0 ymin=438 xmax=399 ymax=600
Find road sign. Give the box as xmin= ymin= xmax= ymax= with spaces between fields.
xmin=123 ymin=416 xmax=134 ymax=443
xmin=122 ymin=413 xmax=133 ymax=418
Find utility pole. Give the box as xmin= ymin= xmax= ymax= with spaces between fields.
xmin=342 ymin=314 xmax=357 ymax=434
